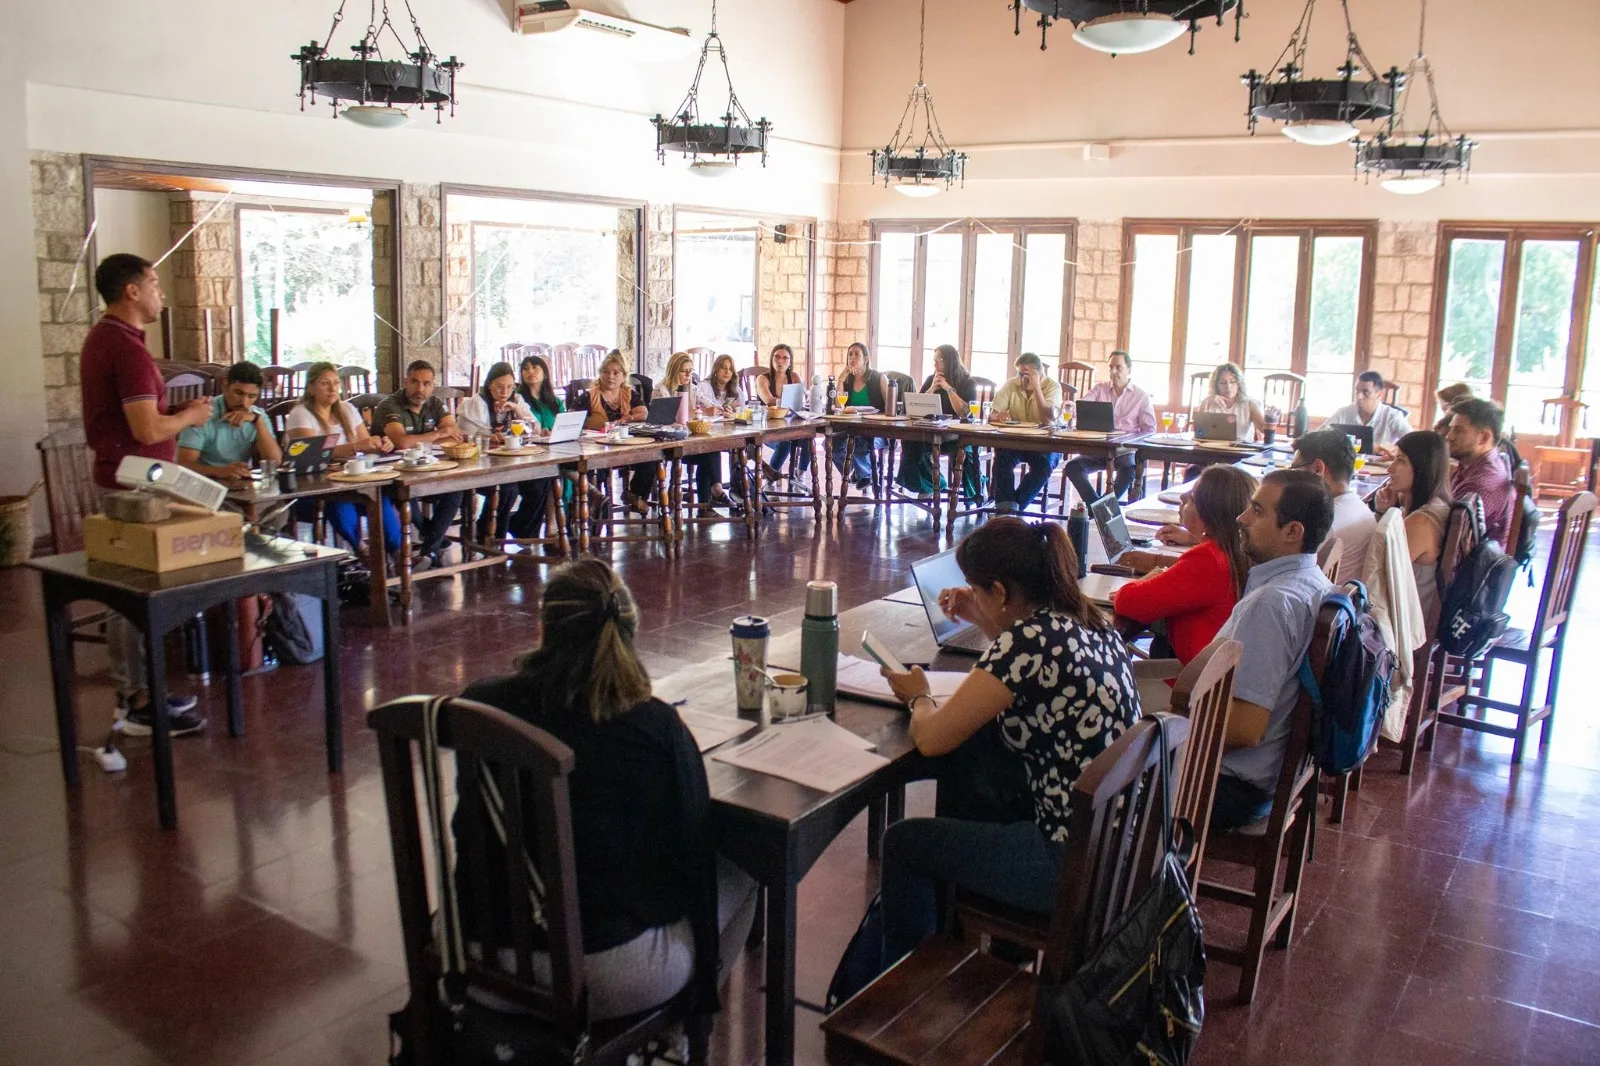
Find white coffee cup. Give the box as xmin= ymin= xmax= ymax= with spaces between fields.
xmin=765 ymin=671 xmax=810 ymax=722
xmin=344 ymin=457 xmax=369 ymax=476
xmin=404 ymin=447 xmax=424 ymax=463
xmin=503 ymin=435 xmax=523 ymax=450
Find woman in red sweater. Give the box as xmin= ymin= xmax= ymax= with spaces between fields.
xmin=1112 ymin=465 xmax=1255 ymax=663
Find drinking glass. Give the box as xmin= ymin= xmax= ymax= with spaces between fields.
xmin=1353 ymin=454 xmax=1367 ymax=475
xmin=1174 ymin=413 xmax=1189 ymax=435
xmin=1160 ymin=412 xmax=1175 ymax=433
xmin=967 ymin=400 xmax=980 ymax=420
xmin=837 ymin=391 xmax=850 ymax=412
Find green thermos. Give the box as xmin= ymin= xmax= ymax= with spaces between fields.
xmin=800 ymin=580 xmax=839 ymax=717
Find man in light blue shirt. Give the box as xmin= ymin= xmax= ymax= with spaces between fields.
xmin=1205 ymin=469 xmax=1333 ymax=830
xmin=177 ymin=361 xmax=281 ymax=479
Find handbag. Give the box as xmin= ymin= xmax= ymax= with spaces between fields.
xmin=1041 ymin=715 xmax=1206 ymax=1066
xmin=388 ymin=696 xmax=589 ymax=1066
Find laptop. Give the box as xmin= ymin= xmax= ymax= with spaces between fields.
xmin=1193 ymin=411 xmax=1238 ymax=441
xmin=1327 ymin=422 xmax=1376 ymax=455
xmin=779 ymin=382 xmax=805 ymax=411
xmin=282 ymin=434 xmax=335 ymax=473
xmin=903 ymin=392 xmax=946 ymax=419
xmin=645 ymin=395 xmax=689 ymax=426
xmin=909 ymin=549 xmax=992 ymax=655
xmin=547 ymin=410 xmax=587 ymax=444
xmin=1075 ymin=400 xmax=1115 ymax=432
xmin=1089 ymin=493 xmax=1153 ymax=565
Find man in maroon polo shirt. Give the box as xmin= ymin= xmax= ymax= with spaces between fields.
xmin=81 ymin=254 xmax=213 ymax=736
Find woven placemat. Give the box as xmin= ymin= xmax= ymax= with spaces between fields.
xmin=327 ymin=468 xmax=401 ymax=484
xmin=486 ymin=446 xmax=550 ymax=457
xmin=396 ymin=460 xmax=460 ymax=473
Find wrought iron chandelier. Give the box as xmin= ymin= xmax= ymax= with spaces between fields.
xmin=651 ymin=0 xmax=770 ymax=176
xmin=872 ymin=0 xmax=966 ymax=197
xmin=292 ymin=0 xmax=462 ymax=129
xmin=1354 ymin=0 xmax=1474 ymax=194
xmin=1011 ymin=1 xmax=1244 ymax=56
xmin=1242 ymin=0 xmax=1399 ymax=147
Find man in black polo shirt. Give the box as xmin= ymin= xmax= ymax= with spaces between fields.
xmin=375 ymin=360 xmax=465 ymax=569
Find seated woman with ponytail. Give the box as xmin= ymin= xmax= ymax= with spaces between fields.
xmin=456 ymin=559 xmax=758 ymax=1021
xmin=875 ymin=518 xmax=1142 ymax=971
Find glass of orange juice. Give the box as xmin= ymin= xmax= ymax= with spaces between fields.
xmin=1160 ymin=411 xmax=1174 ymax=433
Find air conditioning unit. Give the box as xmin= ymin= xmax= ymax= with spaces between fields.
xmin=514 ymin=2 xmax=697 ymax=61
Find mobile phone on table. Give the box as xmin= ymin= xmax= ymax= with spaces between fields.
xmin=861 ymin=630 xmax=908 ymax=675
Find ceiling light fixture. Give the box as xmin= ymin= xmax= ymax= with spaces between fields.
xmin=1242 ymin=0 xmax=1398 ymax=147
xmin=1012 ymin=1 xmax=1243 ymax=56
xmin=652 ymin=0 xmax=770 ymax=171
xmin=292 ymin=0 xmax=462 ymax=127
xmin=872 ymin=0 xmax=966 ymax=197
xmin=1354 ymin=0 xmax=1474 ymax=195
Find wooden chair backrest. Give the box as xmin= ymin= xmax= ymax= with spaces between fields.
xmin=1058 ymin=361 xmax=1095 ymax=403
xmin=1187 ymin=370 xmax=1213 ymax=413
xmin=549 ymin=344 xmax=580 ymax=390
xmin=338 ymin=365 xmax=372 ymax=396
xmin=1038 ymin=715 xmax=1190 ymax=985
xmin=882 ymin=370 xmax=915 ymax=411
xmin=1166 ymin=640 xmax=1241 ymax=885
xmin=348 ymin=392 xmax=387 ymax=431
xmin=687 ymin=347 xmax=719 ymax=380
xmin=1317 ymin=537 xmax=1344 ymax=581
xmin=260 ymin=366 xmax=299 ymax=402
xmin=970 ymin=375 xmax=997 ymax=407
xmin=739 ymin=366 xmax=768 ymax=402
xmin=1261 ymin=372 xmax=1305 ymax=416
xmin=576 ymin=344 xmax=609 ymax=381
xmin=1266 ymin=604 xmax=1338 ymax=818
xmin=163 ymin=371 xmax=211 ymax=406
xmin=432 ymin=386 xmax=463 ymax=417
xmin=1506 ymin=461 xmax=1533 ymax=560
xmin=1530 ymin=492 xmax=1596 ymax=644
xmin=37 ymin=428 xmax=97 ymax=554
xmin=564 ymin=378 xmax=593 ymax=413
xmin=265 ymin=399 xmax=301 ymax=437
xmin=367 ymin=696 xmax=588 ymax=1033
xmin=1438 ymin=493 xmax=1484 ymax=592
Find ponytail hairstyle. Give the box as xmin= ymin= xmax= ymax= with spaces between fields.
xmin=954 ymin=517 xmax=1107 ymax=629
xmin=1188 ymin=465 xmax=1255 ymax=598
xmin=517 ymin=558 xmax=651 ymax=722
xmin=300 ymin=361 xmax=360 ymax=443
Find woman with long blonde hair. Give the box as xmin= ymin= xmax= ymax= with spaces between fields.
xmin=1197 ymin=362 xmax=1266 ymax=440
xmin=283 ymin=361 xmax=400 ymax=551
xmin=585 ymin=350 xmax=656 ymax=516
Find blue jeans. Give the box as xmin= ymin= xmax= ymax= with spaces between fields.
xmin=831 ymin=436 xmax=877 ymax=483
xmin=296 ymin=497 xmax=401 ymax=553
xmin=1063 ymin=452 xmax=1138 ymax=507
xmin=881 ymin=818 xmax=1064 ymax=966
xmin=768 ymin=440 xmax=812 ymax=474
xmin=991 ymin=451 xmax=1060 ymax=511
xmin=1211 ymin=774 xmax=1273 ymax=830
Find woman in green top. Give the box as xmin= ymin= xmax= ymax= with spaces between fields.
xmin=897 ymin=343 xmax=983 ymax=500
xmin=511 ymin=353 xmax=573 ymax=536
xmin=832 ymin=342 xmax=887 ymax=489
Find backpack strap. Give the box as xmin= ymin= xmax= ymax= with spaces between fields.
xmin=1296 ymin=592 xmax=1356 ymax=714
xmin=419 ymin=696 xmax=468 ymax=999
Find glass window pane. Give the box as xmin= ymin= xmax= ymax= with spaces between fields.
xmin=1127 ymin=233 xmax=1179 ymax=407
xmin=1182 ymin=233 xmax=1237 ymax=408
xmin=1505 ymin=239 xmax=1580 ymax=436
xmin=673 ymin=228 xmax=756 ymax=363
xmin=1305 ymin=236 xmax=1363 ymax=415
xmin=873 ymin=232 xmax=916 ymax=375
xmin=970 ymin=232 xmax=1014 ymax=385
xmin=1242 ymin=235 xmax=1301 ymax=400
xmin=922 ymin=232 xmax=965 ymax=380
xmin=1581 ymin=267 xmax=1600 ymax=438
xmin=241 ymin=208 xmax=375 ymax=369
xmin=1438 ymin=238 xmax=1504 ymax=418
xmin=1020 ymin=232 xmax=1068 ymax=376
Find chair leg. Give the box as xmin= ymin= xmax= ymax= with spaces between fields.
xmin=1274 ymin=805 xmax=1313 ymax=950
xmin=1510 ymin=650 xmax=1539 ymax=765
xmin=1236 ymin=832 xmax=1287 ymax=1005
xmin=1328 ymin=774 xmax=1348 ymax=824
xmin=1540 ymin=626 xmax=1567 ymax=752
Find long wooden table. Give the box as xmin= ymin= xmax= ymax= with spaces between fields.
xmin=945 ymin=424 xmax=1144 ymax=535
xmin=822 ymin=416 xmax=958 ymax=528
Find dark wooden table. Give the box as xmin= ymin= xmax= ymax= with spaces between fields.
xmin=28 ymin=538 xmax=347 ymax=830
xmin=823 ymin=416 xmax=958 ymax=528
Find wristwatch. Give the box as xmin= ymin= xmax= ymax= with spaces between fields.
xmin=908 ymin=693 xmax=936 ymax=713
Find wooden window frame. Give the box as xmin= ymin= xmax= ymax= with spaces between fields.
xmin=1427 ymin=222 xmax=1598 ymax=439
xmin=868 ymin=219 xmax=1077 ymax=383
xmin=1118 ymin=219 xmax=1376 ymax=410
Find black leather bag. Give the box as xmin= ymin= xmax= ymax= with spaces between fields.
xmin=1042 ymin=717 xmax=1205 ymax=1065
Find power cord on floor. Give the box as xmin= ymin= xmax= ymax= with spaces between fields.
xmin=1 ymin=725 xmax=127 ymax=773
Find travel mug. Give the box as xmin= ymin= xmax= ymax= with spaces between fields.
xmin=800 ymin=581 xmax=839 ymax=718
xmin=730 ymin=616 xmax=771 ymax=716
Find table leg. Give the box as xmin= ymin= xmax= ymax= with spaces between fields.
xmin=763 ymin=876 xmax=799 ymax=1066
xmin=669 ymin=454 xmax=683 ymax=548
xmin=947 ymin=447 xmax=966 ymax=539
xmin=366 ymin=491 xmax=391 ymax=628
xmin=224 ymin=605 xmax=244 ymax=737
xmin=835 ymin=435 xmax=851 ymax=518
xmin=322 ymin=564 xmax=344 ymax=774
xmin=397 ymin=487 xmax=415 ymax=625
xmin=867 ymin=796 xmax=885 ymax=861
xmin=657 ymin=459 xmax=674 ymax=553
xmin=929 ymin=441 xmax=942 ymax=531
xmin=44 ymin=594 xmax=79 ymax=787
xmin=811 ymin=435 xmax=823 ymax=526
xmin=145 ymin=626 xmax=178 ymax=830
xmin=749 ymin=445 xmax=764 ymax=540
xmin=576 ymin=460 xmax=592 ymax=555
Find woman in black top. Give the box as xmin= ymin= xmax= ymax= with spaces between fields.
xmin=760 ymin=343 xmax=812 ymax=483
xmin=456 ymin=559 xmax=757 ymax=1020
xmin=896 ymin=343 xmax=982 ymax=498
xmin=872 ymin=518 xmax=1140 ymax=969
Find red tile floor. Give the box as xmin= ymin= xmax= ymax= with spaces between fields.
xmin=0 ymin=502 xmax=1597 ymax=1065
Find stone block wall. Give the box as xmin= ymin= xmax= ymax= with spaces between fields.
xmin=1070 ymin=220 xmax=1124 ymax=367
xmin=370 ymin=190 xmax=397 ymax=394
xmin=616 ymin=209 xmax=639 ymax=358
xmin=814 ymin=220 xmax=870 ymax=379
xmin=443 ymin=214 xmax=473 ymax=385
xmin=31 ymin=151 xmax=93 ymax=431
xmin=642 ymin=203 xmax=673 ymax=379
xmin=1369 ymin=220 xmax=1438 ymax=416
xmin=166 ymin=193 xmax=237 ymax=363
xmin=400 ymin=183 xmax=445 ymax=382
xmin=757 ymin=223 xmax=813 ymax=371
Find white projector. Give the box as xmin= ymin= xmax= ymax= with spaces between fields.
xmin=115 ymin=456 xmax=228 ymax=513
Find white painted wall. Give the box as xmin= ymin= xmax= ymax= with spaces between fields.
xmin=91 ymin=189 xmax=175 ymax=357
xmin=0 ymin=32 xmax=46 ymax=504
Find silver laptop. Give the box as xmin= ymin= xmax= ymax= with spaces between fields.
xmin=548 ymin=410 xmax=587 ymax=444
xmin=903 ymin=392 xmax=945 ymax=419
xmin=1089 ymin=493 xmax=1153 ymax=565
xmin=909 ymin=549 xmax=991 ymax=655
xmin=1193 ymin=411 xmax=1238 ymax=441
xmin=779 ymin=381 xmax=805 ymax=411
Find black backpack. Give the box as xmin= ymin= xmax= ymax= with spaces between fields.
xmin=1296 ymin=583 xmax=1395 ymax=776
xmin=1511 ymin=492 xmax=1541 ymax=582
xmin=264 ymin=591 xmax=325 ymax=665
xmin=1437 ymin=503 xmax=1517 ymax=660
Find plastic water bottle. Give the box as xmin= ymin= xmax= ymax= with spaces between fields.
xmin=1290 ymin=396 xmax=1309 ymax=439
xmin=800 ymin=581 xmax=839 ymax=718
xmin=1067 ymin=504 xmax=1090 ymax=579
xmin=825 ymin=376 xmax=837 ymax=415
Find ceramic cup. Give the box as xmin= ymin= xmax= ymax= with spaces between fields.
xmin=765 ymin=671 xmax=810 ymax=722
xmin=344 ymin=457 xmax=370 ymax=476
xmin=404 ymin=447 xmax=424 ymax=463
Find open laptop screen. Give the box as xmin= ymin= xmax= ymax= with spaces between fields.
xmin=779 ymin=382 xmax=805 ymax=410
xmin=548 ymin=410 xmax=587 ymax=443
xmin=909 ymin=549 xmax=978 ymax=645
xmin=1089 ymin=493 xmax=1132 ymax=561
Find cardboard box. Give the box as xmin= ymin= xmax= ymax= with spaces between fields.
xmin=84 ymin=505 xmax=245 ymax=573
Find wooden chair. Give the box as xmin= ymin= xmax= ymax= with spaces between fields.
xmin=1441 ymin=491 xmax=1596 ymax=764
xmin=1317 ymin=537 xmax=1343 ymax=581
xmin=1197 ymin=603 xmax=1334 ymax=1004
xmin=265 ymin=399 xmax=301 ymax=439
xmin=339 ymin=365 xmax=372 ymax=396
xmin=687 ymin=347 xmax=718 ymax=381
xmin=260 ymin=366 xmax=299 ymax=403
xmin=349 ymin=392 xmax=387 ymax=432
xmin=1261 ymin=372 xmax=1305 ymax=433
xmin=970 ymin=376 xmax=997 ymax=409
xmin=550 ymin=343 xmax=580 ymax=388
xmin=738 ymin=367 xmax=767 ymax=403
xmin=369 ymin=695 xmax=709 ymax=1066
xmin=1057 ymin=360 xmax=1094 ymax=403
xmin=1187 ymin=370 xmax=1213 ymax=415
xmin=36 ymin=429 xmax=108 ymax=641
xmin=432 ymin=386 xmax=464 ymax=418
xmin=822 ymin=715 xmax=1188 ymax=1066
xmin=564 ymin=379 xmax=593 ymax=414
xmin=163 ymin=371 xmax=211 ymax=407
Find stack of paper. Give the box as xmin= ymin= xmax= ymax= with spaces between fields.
xmin=835 ymin=655 xmax=967 ymax=706
xmin=677 ymin=707 xmax=758 ymax=753
xmin=713 ymin=719 xmax=889 ymax=792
